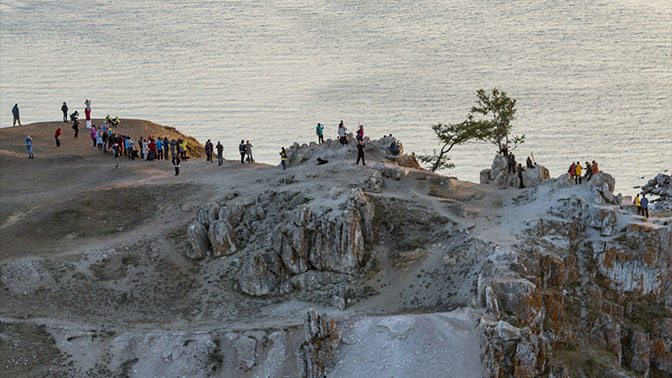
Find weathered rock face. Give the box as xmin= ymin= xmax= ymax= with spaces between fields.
xmin=478 ymin=174 xmax=672 ymax=377
xmin=301 ymin=309 xmax=340 ymax=378
xmin=189 ymin=188 xmax=375 ymax=297
xmin=641 ymin=173 xmax=672 ymax=213
xmin=480 ymin=154 xmax=550 ymax=187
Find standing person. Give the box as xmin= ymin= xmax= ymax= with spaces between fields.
xmin=170 ymin=138 xmax=177 ymax=159
xmin=585 ymin=161 xmax=593 ymax=181
xmin=356 ymin=139 xmax=366 ymax=165
xmin=238 ymin=140 xmax=246 ymax=164
xmin=338 ymin=121 xmax=348 ymax=145
xmin=507 ymin=153 xmax=516 ymax=173
xmin=574 ymin=162 xmax=583 ymax=184
xmin=163 ymin=137 xmax=170 ymax=160
xmin=205 ymin=139 xmax=213 ymax=163
xmin=61 ymin=102 xmax=68 ymax=122
xmin=526 ymin=155 xmax=534 ymax=168
xmin=54 ymin=127 xmax=62 ymax=147
xmin=85 ymin=107 xmax=91 ymax=129
xmin=316 ymin=123 xmax=324 ymax=144
xmin=157 ymin=137 xmax=164 ymax=160
xmin=172 ymin=154 xmax=180 ymax=176
xmin=356 ymin=125 xmax=364 ymax=141
xmin=245 ymin=140 xmax=254 ymax=163
xmin=96 ymin=127 xmax=103 ymax=150
xmin=102 ymin=129 xmax=108 ymax=152
xmin=25 ymin=134 xmax=34 ymax=159
xmin=568 ymin=162 xmax=576 ymax=179
xmin=501 ymin=144 xmax=509 ymax=157
xmin=127 ymin=138 xmax=135 ymax=160
xmin=72 ymin=116 xmax=79 ymax=138
xmin=279 ymin=147 xmax=287 ymax=170
xmin=142 ymin=138 xmax=149 ymax=160
xmin=148 ymin=139 xmax=156 ymax=161
xmin=634 ymin=194 xmax=642 ymax=215
xmin=113 ymin=143 xmax=120 ymax=168
xmin=12 ymin=104 xmax=21 ymax=126
xmin=517 ymin=163 xmax=525 ymax=188
xmin=90 ymin=126 xmax=97 ymax=148
xmin=592 ymin=160 xmax=599 ymax=174
xmin=641 ymin=194 xmax=649 ymax=219
xmin=180 ymin=139 xmax=188 ymax=160
xmin=216 ymin=141 xmax=224 ymax=166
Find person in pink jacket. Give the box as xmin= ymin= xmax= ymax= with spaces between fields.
xmin=356 ymin=125 xmax=364 ymax=141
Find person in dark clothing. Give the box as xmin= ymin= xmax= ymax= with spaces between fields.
xmin=356 ymin=140 xmax=366 ymax=165
xmin=163 ymin=138 xmax=170 ymax=160
xmin=526 ymin=156 xmax=534 ymax=168
xmin=585 ymin=162 xmax=593 ymax=181
xmin=517 ymin=163 xmax=525 ymax=189
xmin=205 ymin=139 xmax=213 ymax=163
xmin=507 ymin=154 xmax=516 ymax=173
xmin=72 ymin=117 xmax=79 ymax=138
xmin=239 ymin=140 xmax=246 ymax=164
xmin=61 ymin=102 xmax=68 ymax=122
xmin=216 ymin=141 xmax=224 ymax=166
xmin=113 ymin=143 xmax=120 ymax=168
xmin=170 ymin=139 xmax=177 ymax=159
xmin=172 ymin=154 xmax=180 ymax=176
xmin=641 ymin=194 xmax=649 ymax=219
xmin=316 ymin=157 xmax=329 ymax=165
xmin=12 ymin=104 xmax=21 ymax=126
xmin=501 ymin=145 xmax=509 ymax=157
xmin=279 ymin=147 xmax=287 ymax=170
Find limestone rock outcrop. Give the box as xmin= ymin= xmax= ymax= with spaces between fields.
xmin=188 ymin=188 xmax=375 ymax=297
xmin=641 ymin=173 xmax=672 ymax=213
xmin=300 ymin=309 xmax=340 ymax=378
xmin=480 ymin=154 xmax=550 ymax=187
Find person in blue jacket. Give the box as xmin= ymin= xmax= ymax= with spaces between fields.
xmin=25 ymin=133 xmax=34 ymax=158
xmin=641 ymin=194 xmax=649 ymax=219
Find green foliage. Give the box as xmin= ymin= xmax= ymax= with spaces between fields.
xmin=421 ymin=88 xmax=524 ymax=172
xmin=466 ymin=88 xmax=525 ymax=153
xmin=419 ymin=121 xmax=486 ymax=172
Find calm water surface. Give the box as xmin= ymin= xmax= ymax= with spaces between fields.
xmin=1 ymin=0 xmax=670 ymax=193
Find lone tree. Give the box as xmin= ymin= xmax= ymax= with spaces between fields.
xmin=417 ymin=121 xmax=486 ymax=172
xmin=467 ymin=88 xmax=524 ymax=153
xmin=419 ymin=88 xmax=524 ymax=172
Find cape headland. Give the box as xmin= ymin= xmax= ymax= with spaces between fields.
xmin=1 ymin=120 xmax=670 ymax=377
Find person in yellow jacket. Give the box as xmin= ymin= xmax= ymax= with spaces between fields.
xmin=180 ymin=140 xmax=188 ymax=160
xmin=634 ymin=194 xmax=642 ymax=216
xmin=574 ymin=161 xmax=583 ymax=184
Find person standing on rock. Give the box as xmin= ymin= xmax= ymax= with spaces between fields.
xmin=55 ymin=127 xmax=62 ymax=147
xmin=85 ymin=107 xmax=92 ymax=129
xmin=574 ymin=162 xmax=583 ymax=184
xmin=526 ymin=156 xmax=534 ymax=168
xmin=61 ymin=102 xmax=68 ymax=122
xmin=507 ymin=153 xmax=516 ymax=173
xmin=245 ymin=140 xmax=254 ymax=163
xmin=338 ymin=121 xmax=348 ymax=145
xmin=238 ymin=140 xmax=246 ymax=164
xmin=316 ymin=123 xmax=324 ymax=144
xmin=592 ymin=160 xmax=599 ymax=174
xmin=172 ymin=154 xmax=180 ymax=176
xmin=12 ymin=104 xmax=21 ymax=126
xmin=585 ymin=161 xmax=593 ymax=181
xmin=517 ymin=163 xmax=525 ymax=188
xmin=25 ymin=133 xmax=34 ymax=159
xmin=641 ymin=194 xmax=649 ymax=219
xmin=634 ymin=194 xmax=642 ymax=215
xmin=356 ymin=125 xmax=364 ymax=141
xmin=356 ymin=139 xmax=366 ymax=166
xmin=280 ymin=147 xmax=287 ymax=170
xmin=216 ymin=141 xmax=224 ymax=166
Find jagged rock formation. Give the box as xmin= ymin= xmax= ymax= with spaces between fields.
xmin=187 ymin=188 xmax=375 ymax=300
xmin=477 ymin=185 xmax=672 ymax=377
xmin=641 ymin=173 xmax=672 ymax=213
xmin=480 ymin=154 xmax=550 ymax=187
xmin=301 ymin=309 xmax=340 ymax=378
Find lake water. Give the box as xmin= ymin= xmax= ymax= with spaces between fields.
xmin=1 ymin=0 xmax=670 ymax=193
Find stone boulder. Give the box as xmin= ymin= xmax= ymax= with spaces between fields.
xmin=483 ymin=154 xmax=550 ymax=188
xmin=186 ymin=223 xmax=211 ymax=259
xmin=208 ymin=219 xmax=238 ymax=257
xmin=301 ymin=309 xmax=340 ymax=378
xmin=237 ymin=251 xmax=286 ymax=296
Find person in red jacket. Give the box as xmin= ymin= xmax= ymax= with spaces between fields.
xmin=54 ymin=127 xmax=62 ymax=147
